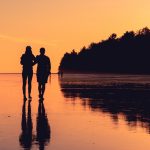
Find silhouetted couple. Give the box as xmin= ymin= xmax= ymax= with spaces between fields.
xmin=20 ymin=46 xmax=51 ymax=100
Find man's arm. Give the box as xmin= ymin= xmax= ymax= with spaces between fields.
xmin=47 ymin=57 xmax=51 ymax=74
xmin=32 ymin=55 xmax=38 ymax=66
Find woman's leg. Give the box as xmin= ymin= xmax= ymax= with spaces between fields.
xmin=22 ymin=73 xmax=27 ymax=99
xmin=28 ymin=72 xmax=33 ymax=98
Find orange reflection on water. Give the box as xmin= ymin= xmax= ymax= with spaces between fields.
xmin=0 ymin=74 xmax=150 ymax=150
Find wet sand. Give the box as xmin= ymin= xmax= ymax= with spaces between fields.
xmin=1 ymin=74 xmax=150 ymax=150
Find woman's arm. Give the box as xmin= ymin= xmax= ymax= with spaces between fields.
xmin=20 ymin=55 xmax=24 ymax=65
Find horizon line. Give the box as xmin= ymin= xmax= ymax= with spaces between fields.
xmin=0 ymin=72 xmax=59 ymax=74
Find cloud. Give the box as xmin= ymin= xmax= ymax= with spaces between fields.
xmin=0 ymin=34 xmax=57 ymax=46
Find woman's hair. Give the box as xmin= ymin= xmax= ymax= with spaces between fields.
xmin=25 ymin=46 xmax=32 ymax=55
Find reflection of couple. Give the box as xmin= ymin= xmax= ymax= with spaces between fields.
xmin=19 ymin=100 xmax=51 ymax=150
xmin=20 ymin=46 xmax=51 ymax=100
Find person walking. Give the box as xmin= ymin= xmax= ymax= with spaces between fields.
xmin=20 ymin=46 xmax=35 ymax=100
xmin=35 ymin=48 xmax=51 ymax=100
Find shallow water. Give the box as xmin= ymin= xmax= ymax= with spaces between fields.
xmin=1 ymin=74 xmax=150 ymax=150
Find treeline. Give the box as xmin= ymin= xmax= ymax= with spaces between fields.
xmin=59 ymin=27 xmax=150 ymax=74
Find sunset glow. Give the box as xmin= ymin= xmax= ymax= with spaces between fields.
xmin=0 ymin=0 xmax=150 ymax=72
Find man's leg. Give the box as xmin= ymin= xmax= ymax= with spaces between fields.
xmin=38 ymin=83 xmax=42 ymax=98
xmin=41 ymin=83 xmax=46 ymax=99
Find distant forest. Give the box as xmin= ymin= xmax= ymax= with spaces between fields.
xmin=59 ymin=27 xmax=150 ymax=74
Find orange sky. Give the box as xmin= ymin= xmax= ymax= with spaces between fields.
xmin=0 ymin=0 xmax=150 ymax=73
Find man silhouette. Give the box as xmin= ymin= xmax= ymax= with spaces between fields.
xmin=20 ymin=46 xmax=35 ymax=100
xmin=35 ymin=48 xmax=51 ymax=99
xmin=36 ymin=101 xmax=51 ymax=149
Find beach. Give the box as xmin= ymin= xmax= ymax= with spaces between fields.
xmin=0 ymin=74 xmax=150 ymax=150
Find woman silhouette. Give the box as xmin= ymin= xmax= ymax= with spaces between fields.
xmin=20 ymin=46 xmax=35 ymax=100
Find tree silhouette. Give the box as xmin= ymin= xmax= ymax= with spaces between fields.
xmin=59 ymin=27 xmax=150 ymax=74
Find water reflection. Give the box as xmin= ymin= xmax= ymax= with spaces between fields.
xmin=19 ymin=100 xmax=34 ymax=149
xmin=19 ymin=100 xmax=51 ymax=150
xmin=59 ymin=76 xmax=150 ymax=134
xmin=36 ymin=100 xmax=51 ymax=150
